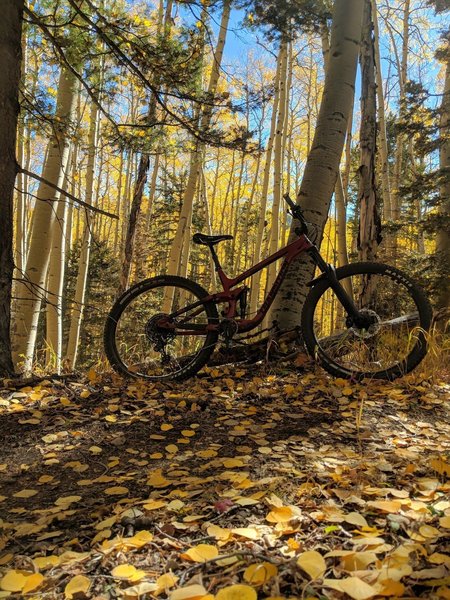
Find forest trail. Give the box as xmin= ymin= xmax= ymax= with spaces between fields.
xmin=0 ymin=364 xmax=449 ymax=598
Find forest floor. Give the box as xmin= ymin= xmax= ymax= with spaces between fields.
xmin=0 ymin=358 xmax=449 ymax=600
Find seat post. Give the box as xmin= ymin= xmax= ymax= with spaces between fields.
xmin=209 ymin=244 xmax=222 ymax=272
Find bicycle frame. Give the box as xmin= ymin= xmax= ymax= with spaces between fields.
xmin=163 ymin=231 xmax=361 ymax=336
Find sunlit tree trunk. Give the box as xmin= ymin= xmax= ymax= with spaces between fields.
xmin=357 ymin=0 xmax=381 ymax=261
xmin=271 ymin=0 xmax=364 ymax=331
xmin=391 ymin=0 xmax=410 ymax=262
xmin=45 ymin=149 xmax=73 ymax=372
xmin=65 ymin=97 xmax=100 ymax=369
xmin=164 ymin=0 xmax=231 ymax=310
xmin=436 ymin=55 xmax=450 ymax=312
xmin=119 ymin=0 xmax=173 ymax=294
xmin=249 ymin=45 xmax=283 ymax=316
xmin=12 ymin=67 xmax=77 ymax=372
xmin=371 ymin=0 xmax=391 ymax=223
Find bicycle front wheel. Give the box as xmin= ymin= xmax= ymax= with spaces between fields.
xmin=301 ymin=262 xmax=432 ymax=380
xmin=104 ymin=276 xmax=219 ymax=381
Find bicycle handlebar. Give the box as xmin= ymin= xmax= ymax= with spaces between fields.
xmin=283 ymin=193 xmax=308 ymax=235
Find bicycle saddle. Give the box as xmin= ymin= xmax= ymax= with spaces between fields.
xmin=192 ymin=233 xmax=233 ymax=246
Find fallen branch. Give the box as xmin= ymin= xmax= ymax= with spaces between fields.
xmin=20 ymin=168 xmax=119 ymax=220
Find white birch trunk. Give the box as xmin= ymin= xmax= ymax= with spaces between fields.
xmin=271 ymin=0 xmax=364 ymax=331
xmin=12 ymin=67 xmax=77 ymax=372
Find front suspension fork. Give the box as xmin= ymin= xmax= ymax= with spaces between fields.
xmin=308 ymin=247 xmax=360 ymax=322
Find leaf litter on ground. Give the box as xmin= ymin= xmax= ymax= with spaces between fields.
xmin=0 ymin=362 xmax=449 ymax=599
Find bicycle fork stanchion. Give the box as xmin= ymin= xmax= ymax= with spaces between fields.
xmin=307 ymin=246 xmax=361 ymax=323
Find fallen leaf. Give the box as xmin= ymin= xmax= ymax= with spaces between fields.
xmin=244 ymin=562 xmax=278 ymax=585
xmin=297 ymin=550 xmax=326 ymax=579
xmin=170 ymin=584 xmax=209 ymax=600
xmin=215 ymin=584 xmax=257 ymax=600
xmin=180 ymin=544 xmax=219 ymax=563
xmin=323 ymin=577 xmax=377 ymax=600
xmin=64 ymin=574 xmax=91 ymax=599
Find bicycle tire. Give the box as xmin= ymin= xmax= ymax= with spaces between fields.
xmin=104 ymin=275 xmax=219 ymax=381
xmin=301 ymin=262 xmax=432 ymax=380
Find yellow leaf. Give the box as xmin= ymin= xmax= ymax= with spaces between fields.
xmin=323 ymin=577 xmax=377 ymax=600
xmin=148 ymin=469 xmax=171 ymax=487
xmin=166 ymin=444 xmax=178 ymax=454
xmin=89 ymin=445 xmax=102 ymax=454
xmin=244 ymin=562 xmax=278 ymax=585
xmin=33 ymin=555 xmax=60 ymax=569
xmin=266 ymin=506 xmax=294 ymax=523
xmin=222 ymin=458 xmax=244 ymax=468
xmin=297 ymin=551 xmax=326 ymax=579
xmin=439 ymin=516 xmax=450 ymax=528
xmin=13 ymin=488 xmax=38 ymax=498
xmin=156 ymin=573 xmax=178 ymax=594
xmin=111 ymin=564 xmax=146 ymax=581
xmin=143 ymin=499 xmax=167 ymax=510
xmin=127 ymin=530 xmax=153 ymax=548
xmin=170 ymin=584 xmax=208 ymax=600
xmin=64 ymin=574 xmax=91 ymax=598
xmin=181 ymin=430 xmax=195 ymax=437
xmin=161 ymin=424 xmax=173 ymax=431
xmin=231 ymin=527 xmax=259 ymax=540
xmin=55 ymin=495 xmax=82 ymax=506
xmin=367 ymin=500 xmax=402 ymax=513
xmin=80 ymin=390 xmax=90 ymax=398
xmin=122 ymin=582 xmax=158 ymax=599
xmin=95 ymin=516 xmax=116 ymax=530
xmin=0 ymin=571 xmax=28 ymax=592
xmin=180 ymin=544 xmax=219 ymax=563
xmin=206 ymin=524 xmax=232 ymax=541
xmin=376 ymin=579 xmax=405 ymax=596
xmin=215 ymin=584 xmax=257 ymax=600
xmin=345 ymin=512 xmax=368 ymax=528
xmin=105 ymin=486 xmax=129 ymax=495
xmin=22 ymin=573 xmax=44 ymax=593
xmin=419 ymin=525 xmax=441 ymax=538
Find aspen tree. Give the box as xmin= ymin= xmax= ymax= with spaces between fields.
xmin=12 ymin=67 xmax=77 ymax=372
xmin=357 ymin=0 xmax=381 ymax=261
xmin=436 ymin=51 xmax=450 ymax=312
xmin=371 ymin=0 xmax=392 ymax=221
xmin=271 ymin=0 xmax=364 ymax=331
xmin=119 ymin=0 xmax=173 ymax=293
xmin=163 ymin=0 xmax=231 ymax=310
xmin=266 ymin=39 xmax=289 ymax=295
xmin=65 ymin=96 xmax=100 ymax=369
xmin=249 ymin=46 xmax=283 ymax=316
xmin=46 ymin=149 xmax=73 ymax=372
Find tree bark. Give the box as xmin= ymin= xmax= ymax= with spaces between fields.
xmin=0 ymin=0 xmax=24 ymax=377
xmin=436 ymin=55 xmax=450 ymax=312
xmin=65 ymin=96 xmax=100 ymax=369
xmin=12 ymin=66 xmax=77 ymax=373
xmin=271 ymin=0 xmax=364 ymax=331
xmin=357 ymin=0 xmax=381 ymax=261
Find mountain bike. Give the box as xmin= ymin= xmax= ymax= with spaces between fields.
xmin=104 ymin=195 xmax=432 ymax=381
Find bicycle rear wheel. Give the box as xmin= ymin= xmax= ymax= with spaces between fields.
xmin=104 ymin=276 xmax=219 ymax=381
xmin=301 ymin=262 xmax=432 ymax=380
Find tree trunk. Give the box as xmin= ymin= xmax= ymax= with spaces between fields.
xmin=45 ymin=149 xmax=73 ymax=373
xmin=371 ymin=0 xmax=392 ymax=222
xmin=249 ymin=46 xmax=284 ymax=316
xmin=118 ymin=0 xmax=173 ymax=294
xmin=271 ymin=0 xmax=364 ymax=331
xmin=436 ymin=55 xmax=450 ymax=312
xmin=12 ymin=66 xmax=77 ymax=373
xmin=0 ymin=0 xmax=23 ymax=377
xmin=164 ymin=0 xmax=231 ymax=307
xmin=357 ymin=0 xmax=381 ymax=261
xmin=65 ymin=97 xmax=100 ymax=369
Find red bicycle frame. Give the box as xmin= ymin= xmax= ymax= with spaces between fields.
xmin=202 ymin=233 xmax=315 ymax=333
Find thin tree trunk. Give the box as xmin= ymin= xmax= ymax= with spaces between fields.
xmin=45 ymin=149 xmax=73 ymax=372
xmin=118 ymin=0 xmax=173 ymax=294
xmin=249 ymin=47 xmax=283 ymax=315
xmin=65 ymin=97 xmax=100 ymax=369
xmin=271 ymin=0 xmax=364 ymax=331
xmin=12 ymin=66 xmax=77 ymax=372
xmin=357 ymin=0 xmax=381 ymax=261
xmin=436 ymin=56 xmax=450 ymax=312
xmin=164 ymin=0 xmax=231 ymax=308
xmin=0 ymin=0 xmax=23 ymax=376
xmin=371 ymin=0 xmax=392 ymax=222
